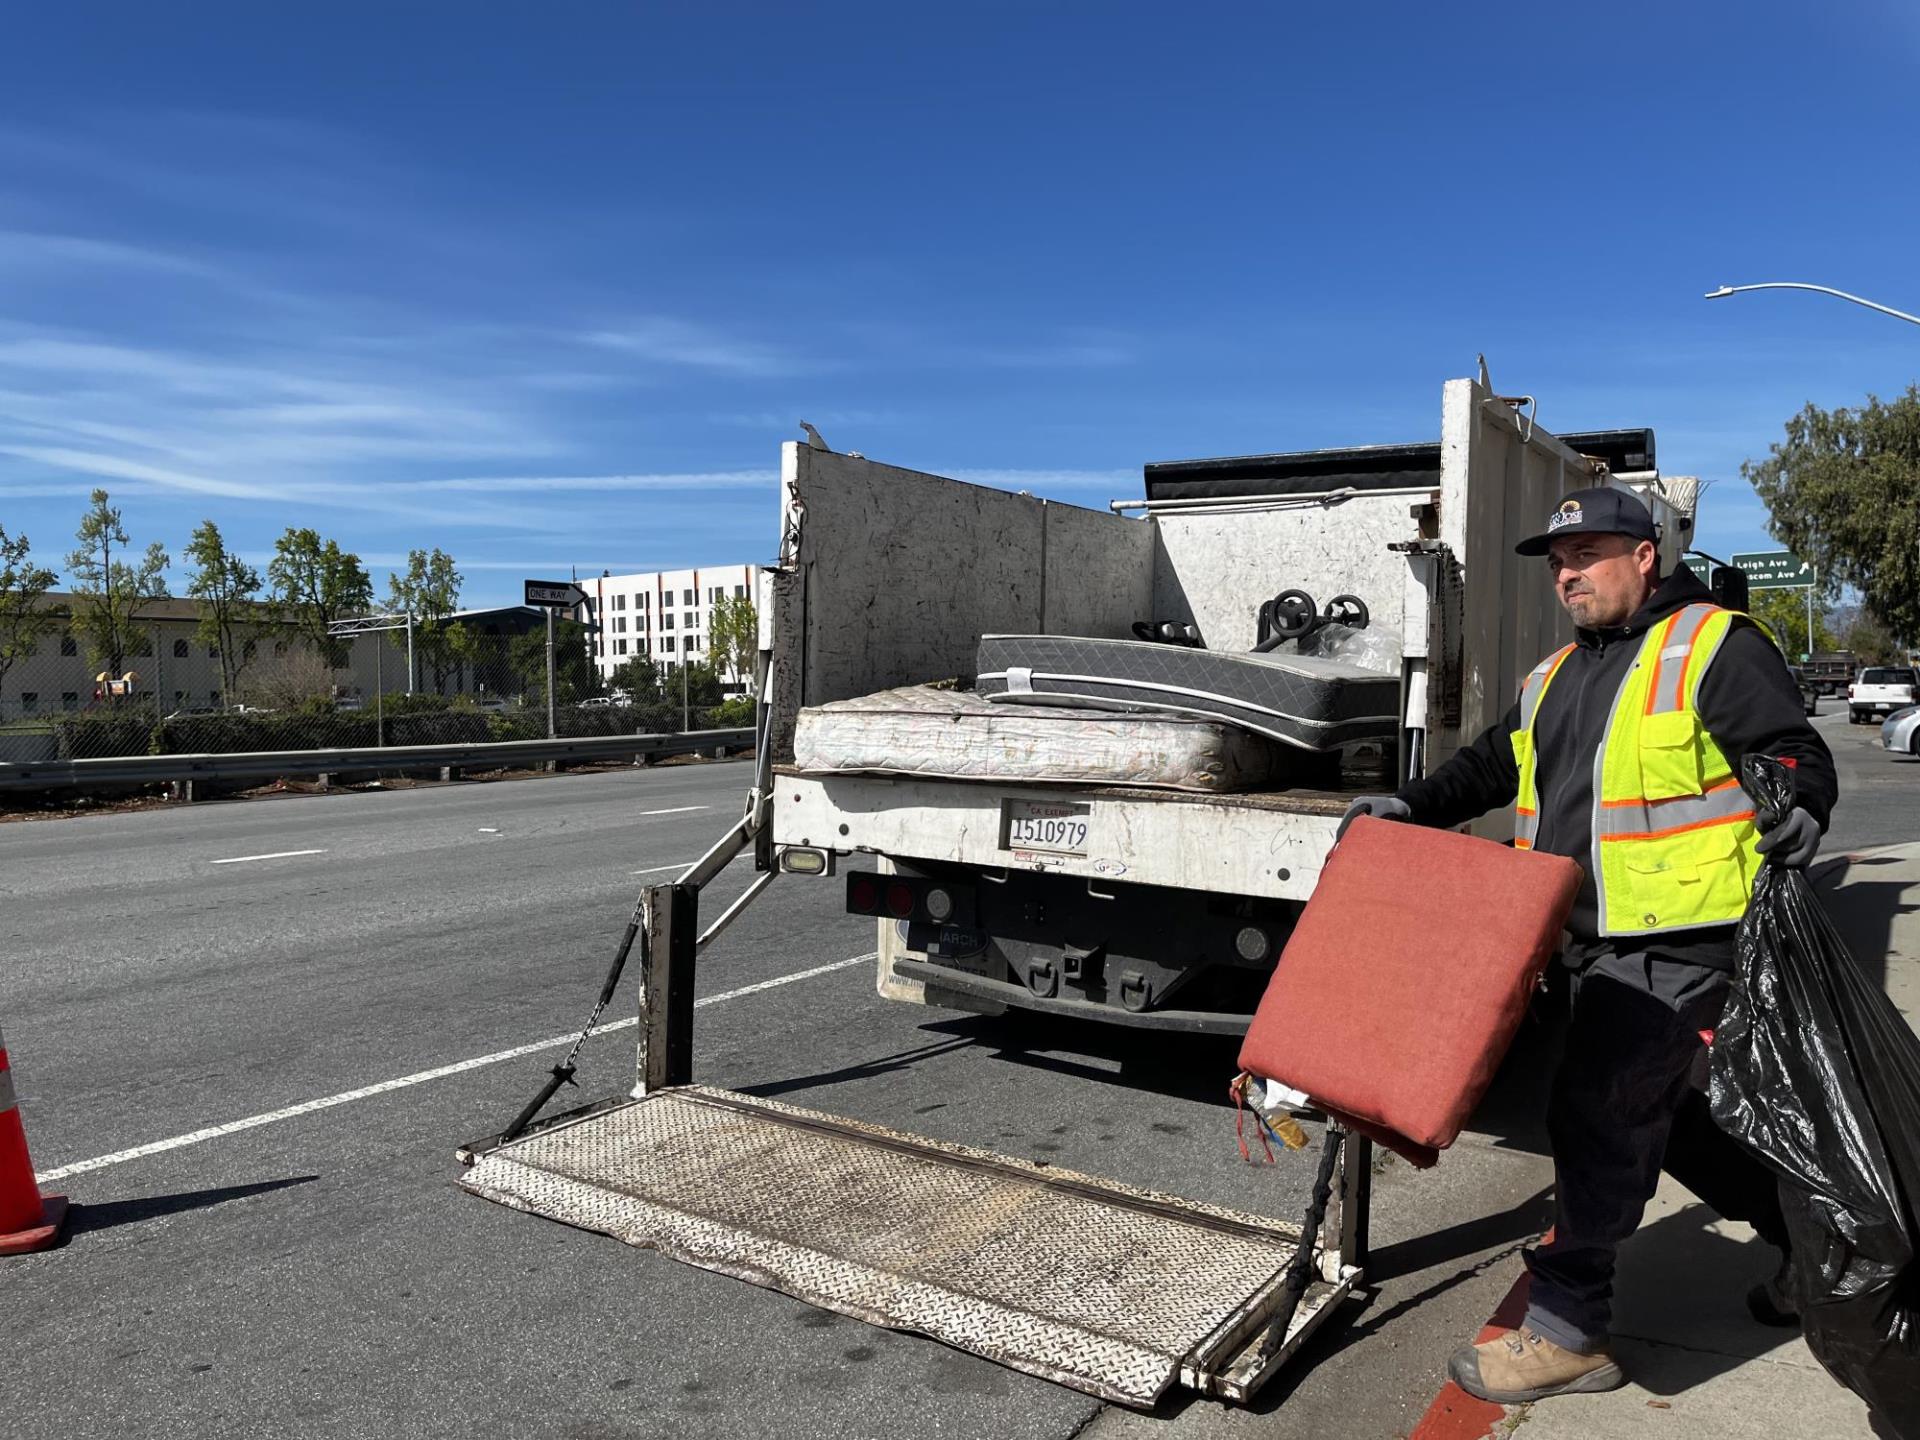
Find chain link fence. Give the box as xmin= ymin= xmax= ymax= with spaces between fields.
xmin=0 ymin=623 xmax=753 ymax=763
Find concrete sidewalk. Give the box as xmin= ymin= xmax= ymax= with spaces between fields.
xmin=1411 ymin=842 xmax=1919 ymax=1440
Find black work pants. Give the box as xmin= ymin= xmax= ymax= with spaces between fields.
xmin=1522 ymin=952 xmax=1741 ymax=1352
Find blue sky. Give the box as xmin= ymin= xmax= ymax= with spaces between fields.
xmin=2 ymin=2 xmax=1917 ymax=608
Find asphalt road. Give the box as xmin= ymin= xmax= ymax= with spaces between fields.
xmin=4 ymin=702 xmax=1910 ymax=1440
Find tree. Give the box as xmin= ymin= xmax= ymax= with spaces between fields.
xmin=182 ymin=520 xmax=263 ymax=702
xmin=267 ymin=527 xmax=373 ymax=668
xmin=0 ymin=525 xmax=58 ymax=709
xmin=66 ymin=489 xmax=169 ymax=682
xmin=1839 ymin=611 xmax=1904 ymax=665
xmin=607 ymin=654 xmax=663 ymax=704
xmin=1746 ymin=588 xmax=1837 ymax=662
xmin=674 ymin=658 xmax=726 ymax=708
xmin=385 ymin=547 xmax=474 ymax=693
xmin=708 ymin=593 xmax=759 ymax=689
xmin=510 ymin=617 xmax=603 ymax=706
xmin=1744 ymin=387 xmax=1920 ymax=645
xmin=248 ymin=646 xmax=339 ymax=712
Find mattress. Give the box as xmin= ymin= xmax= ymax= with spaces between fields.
xmin=792 ymin=684 xmax=1289 ymax=792
xmin=976 ymin=635 xmax=1400 ymax=752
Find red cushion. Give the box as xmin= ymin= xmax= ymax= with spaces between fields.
xmin=1238 ymin=817 xmax=1580 ymax=1165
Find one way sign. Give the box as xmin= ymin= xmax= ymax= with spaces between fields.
xmin=524 ymin=579 xmax=588 ymax=608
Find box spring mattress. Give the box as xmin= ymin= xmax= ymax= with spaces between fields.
xmin=975 ymin=635 xmax=1399 ymax=752
xmin=792 ymin=684 xmax=1290 ymax=793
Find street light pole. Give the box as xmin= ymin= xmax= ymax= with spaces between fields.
xmin=1707 ymin=281 xmax=1920 ymax=653
xmin=1704 ymin=283 xmax=1920 ymax=328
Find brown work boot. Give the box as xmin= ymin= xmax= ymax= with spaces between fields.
xmin=1448 ymin=1327 xmax=1625 ymax=1404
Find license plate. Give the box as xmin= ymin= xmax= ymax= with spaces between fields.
xmin=1004 ymin=799 xmax=1092 ymax=857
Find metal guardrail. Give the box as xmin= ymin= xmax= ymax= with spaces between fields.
xmin=0 ymin=728 xmax=756 ymax=793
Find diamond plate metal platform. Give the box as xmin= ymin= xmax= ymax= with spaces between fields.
xmin=459 ymin=1086 xmax=1349 ymax=1407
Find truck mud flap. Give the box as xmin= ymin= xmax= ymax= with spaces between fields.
xmin=459 ymin=1085 xmax=1354 ymax=1407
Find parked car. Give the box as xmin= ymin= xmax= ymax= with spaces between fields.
xmin=1848 ymin=665 xmax=1919 ymax=724
xmin=1881 ymin=705 xmax=1920 ymax=756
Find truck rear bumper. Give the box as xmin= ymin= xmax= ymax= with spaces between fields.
xmin=775 ymin=769 xmax=1346 ymax=902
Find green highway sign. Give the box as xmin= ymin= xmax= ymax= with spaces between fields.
xmin=1730 ymin=550 xmax=1814 ymax=590
xmin=1682 ymin=556 xmax=1712 ymax=583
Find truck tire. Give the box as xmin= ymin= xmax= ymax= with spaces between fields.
xmin=1850 ymin=709 xmax=1865 ymax=725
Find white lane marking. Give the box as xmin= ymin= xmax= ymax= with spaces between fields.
xmin=630 ymin=862 xmax=692 ymax=875
xmin=477 ymin=828 xmax=499 ymax=834
xmin=36 ymin=952 xmax=877 ymax=1183
xmin=209 ymin=849 xmax=327 ymax=866
xmin=640 ymin=806 xmax=708 ymax=817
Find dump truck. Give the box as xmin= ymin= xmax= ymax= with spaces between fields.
xmin=763 ymin=376 xmax=1685 ymax=1035
xmin=459 ymin=368 xmax=1695 ymax=1410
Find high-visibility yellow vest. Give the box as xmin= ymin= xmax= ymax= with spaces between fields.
xmin=1510 ymin=602 xmax=1763 ymax=936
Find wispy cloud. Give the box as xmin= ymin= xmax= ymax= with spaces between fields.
xmin=0 ymin=444 xmax=261 ymax=499
xmin=0 ymin=228 xmax=227 ymax=280
xmin=583 ymin=317 xmax=806 ymax=377
xmin=968 ymin=339 xmax=1136 ymax=369
xmin=404 ymin=471 xmax=772 ymax=493
xmin=706 ymin=407 xmax=911 ymax=430
xmin=0 ymin=323 xmax=564 ymax=514
xmin=836 ymin=320 xmax=1139 ymax=373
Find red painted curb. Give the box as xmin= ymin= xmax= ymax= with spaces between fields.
xmin=1405 ymin=1269 xmax=1532 ymax=1440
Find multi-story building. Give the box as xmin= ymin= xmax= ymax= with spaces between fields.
xmin=0 ymin=593 xmax=547 ymax=720
xmin=587 ymin=564 xmax=760 ymax=689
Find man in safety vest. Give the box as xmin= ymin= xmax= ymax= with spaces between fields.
xmin=1340 ymin=485 xmax=1836 ymax=1405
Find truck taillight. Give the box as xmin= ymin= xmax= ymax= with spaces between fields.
xmin=845 ymin=871 xmax=976 ymax=925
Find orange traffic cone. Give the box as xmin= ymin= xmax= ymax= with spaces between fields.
xmin=0 ymin=1025 xmax=67 ymax=1255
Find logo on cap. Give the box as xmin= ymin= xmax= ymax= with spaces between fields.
xmin=1547 ymin=499 xmax=1583 ymax=534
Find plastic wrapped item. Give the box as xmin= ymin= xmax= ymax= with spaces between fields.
xmin=1299 ymin=621 xmax=1402 ymax=674
xmin=1710 ymin=755 xmax=1920 ymax=1437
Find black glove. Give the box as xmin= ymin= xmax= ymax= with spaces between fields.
xmin=1337 ymin=795 xmax=1412 ymax=842
xmin=1755 ymin=805 xmax=1821 ymax=868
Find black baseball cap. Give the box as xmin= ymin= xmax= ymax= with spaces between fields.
xmin=1515 ymin=485 xmax=1660 ymax=557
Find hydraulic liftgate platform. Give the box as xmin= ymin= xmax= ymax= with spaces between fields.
xmin=458 ymin=823 xmax=1367 ymax=1408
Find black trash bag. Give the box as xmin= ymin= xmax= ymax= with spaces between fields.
xmin=1710 ymin=753 xmax=1920 ymax=1437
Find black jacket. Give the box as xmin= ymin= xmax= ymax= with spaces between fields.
xmin=1393 ymin=567 xmax=1838 ymax=968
